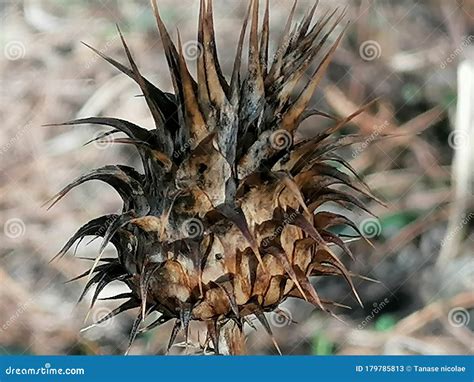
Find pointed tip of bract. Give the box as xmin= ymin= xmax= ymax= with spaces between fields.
xmin=151 ymin=0 xmax=167 ymax=37
xmin=42 ymin=121 xmax=67 ymax=127
xmin=255 ymin=311 xmax=282 ymax=355
xmin=115 ymin=23 xmax=122 ymax=36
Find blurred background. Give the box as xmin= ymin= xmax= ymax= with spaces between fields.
xmin=0 ymin=0 xmax=473 ymax=355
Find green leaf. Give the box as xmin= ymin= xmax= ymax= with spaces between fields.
xmin=379 ymin=210 xmax=420 ymax=237
xmin=312 ymin=332 xmax=334 ymax=355
xmin=375 ymin=314 xmax=397 ymax=332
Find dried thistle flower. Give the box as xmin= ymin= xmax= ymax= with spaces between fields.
xmin=48 ymin=0 xmax=379 ymax=355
